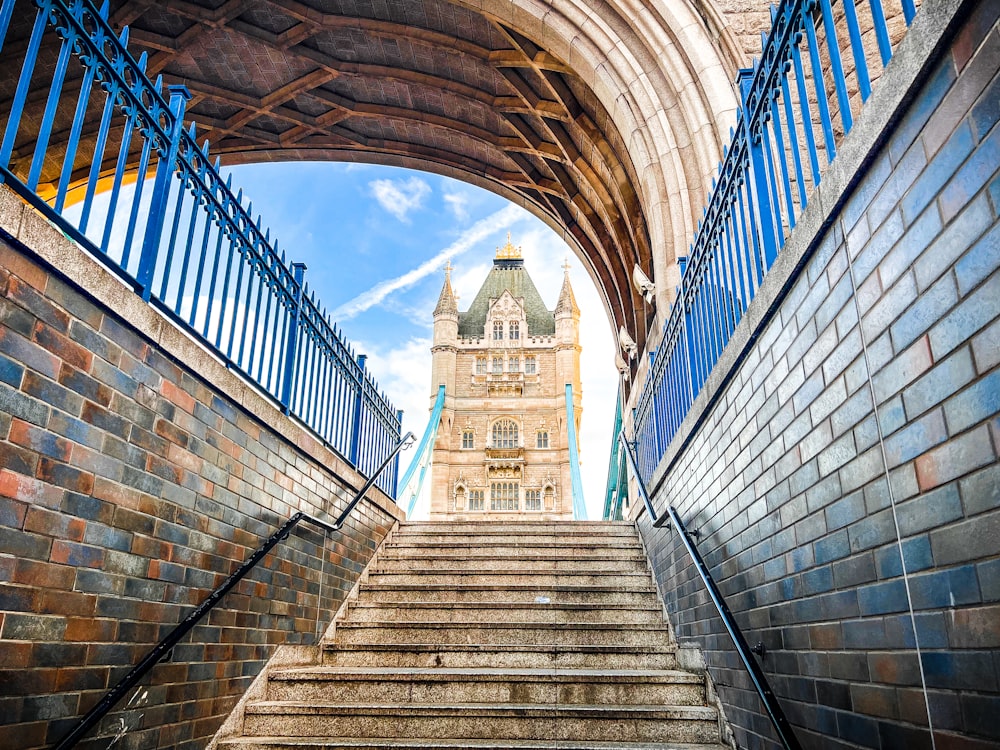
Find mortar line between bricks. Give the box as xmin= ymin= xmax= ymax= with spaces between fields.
xmin=844 ymin=218 xmax=937 ymax=748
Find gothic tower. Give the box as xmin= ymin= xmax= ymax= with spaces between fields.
xmin=428 ymin=235 xmax=583 ymax=520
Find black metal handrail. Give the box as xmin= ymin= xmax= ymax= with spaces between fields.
xmin=53 ymin=431 xmax=414 ymax=750
xmin=619 ymin=434 xmax=802 ymax=750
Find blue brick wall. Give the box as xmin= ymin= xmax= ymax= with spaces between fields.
xmin=639 ymin=4 xmax=1000 ymax=749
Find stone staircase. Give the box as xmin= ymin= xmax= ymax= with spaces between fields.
xmin=216 ymin=521 xmax=730 ymax=749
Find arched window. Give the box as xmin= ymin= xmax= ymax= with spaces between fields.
xmin=509 ymin=321 xmax=519 ymax=340
xmin=509 ymin=356 xmax=519 ymax=372
xmin=536 ymin=430 xmax=549 ymax=449
xmin=524 ymin=356 xmax=537 ymax=374
xmin=493 ymin=321 xmax=503 ymax=340
xmin=468 ymin=489 xmax=485 ymax=511
xmin=462 ymin=430 xmax=474 ymax=449
xmin=492 ymin=419 xmax=518 ymax=448
xmin=492 ymin=356 xmax=503 ymax=374
xmin=491 ymin=481 xmax=519 ymax=511
xmin=475 ymin=357 xmax=487 ymax=374
xmin=525 ymin=489 xmax=542 ymax=511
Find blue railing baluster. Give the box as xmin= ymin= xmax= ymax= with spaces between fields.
xmin=780 ymin=72 xmax=808 ymax=209
xmin=805 ymin=10 xmax=837 ymax=163
xmin=280 ymin=262 xmax=305 ymax=413
xmin=141 ymin=83 xmax=189 ymax=299
xmin=54 ymin=62 xmax=97 ymax=213
xmin=901 ymin=0 xmax=916 ymax=26
xmin=868 ymin=0 xmax=893 ymax=67
xmin=0 ymin=6 xmax=46 ymax=169
xmin=817 ymin=0 xmax=853 ymax=133
xmin=118 ymin=133 xmax=154 ymax=271
xmin=790 ymin=31 xmax=822 ymax=185
xmin=0 ymin=0 xmax=18 ymax=54
xmin=27 ymin=24 xmax=73 ymax=191
xmin=769 ymin=97 xmax=796 ymax=230
xmin=841 ymin=0 xmax=871 ymax=102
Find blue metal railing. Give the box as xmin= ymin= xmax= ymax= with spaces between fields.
xmin=0 ymin=0 xmax=402 ymax=493
xmin=633 ymin=0 xmax=916 ymax=483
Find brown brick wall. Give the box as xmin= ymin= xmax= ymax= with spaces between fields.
xmin=0 ymin=230 xmax=401 ymax=750
xmin=638 ymin=3 xmax=1000 ymax=749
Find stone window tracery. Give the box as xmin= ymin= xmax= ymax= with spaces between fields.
xmin=491 ymin=481 xmax=519 ymax=511
xmin=509 ymin=321 xmax=519 ymax=340
xmin=475 ymin=357 xmax=487 ymax=374
xmin=525 ymin=356 xmax=537 ymax=374
xmin=462 ymin=430 xmax=474 ymax=449
xmin=536 ymin=430 xmax=549 ymax=449
xmin=493 ymin=321 xmax=503 ymax=340
xmin=468 ymin=489 xmax=484 ymax=511
xmin=525 ymin=489 xmax=542 ymax=511
xmin=509 ymin=356 xmax=519 ymax=372
xmin=492 ymin=419 xmax=519 ymax=448
xmin=492 ymin=356 xmax=503 ymax=374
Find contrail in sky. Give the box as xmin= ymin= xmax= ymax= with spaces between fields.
xmin=331 ymin=204 xmax=526 ymax=320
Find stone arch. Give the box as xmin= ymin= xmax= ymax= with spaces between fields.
xmin=1 ymin=0 xmax=764 ymax=362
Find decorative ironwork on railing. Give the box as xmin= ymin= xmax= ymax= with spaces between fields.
xmin=633 ymin=0 xmax=917 ymax=483
xmin=0 ymin=0 xmax=402 ymax=493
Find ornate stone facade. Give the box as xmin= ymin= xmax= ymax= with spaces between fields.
xmin=428 ymin=236 xmax=581 ymax=520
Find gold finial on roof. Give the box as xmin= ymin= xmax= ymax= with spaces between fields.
xmin=444 ymin=260 xmax=453 ymax=277
xmin=495 ymin=231 xmax=522 ymax=260
xmin=562 ymin=256 xmax=571 ymax=273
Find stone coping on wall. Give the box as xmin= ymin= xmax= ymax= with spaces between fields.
xmin=0 ymin=182 xmax=404 ymax=523
xmin=630 ymin=0 xmax=972 ymax=517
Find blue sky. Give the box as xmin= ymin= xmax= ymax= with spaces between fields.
xmin=131 ymin=161 xmax=618 ymax=520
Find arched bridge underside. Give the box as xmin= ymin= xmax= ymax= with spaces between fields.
xmin=2 ymin=0 xmax=760 ymax=356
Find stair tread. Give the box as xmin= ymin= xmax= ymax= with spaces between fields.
xmin=349 ymin=601 xmax=661 ymax=609
xmin=220 ymin=737 xmax=725 ymax=749
xmin=323 ymin=643 xmax=676 ymax=652
xmin=337 ymin=621 xmax=669 ymax=629
xmin=270 ymin=666 xmax=702 ymax=682
xmin=361 ymin=583 xmax=657 ymax=591
xmin=247 ymin=702 xmax=717 ymax=718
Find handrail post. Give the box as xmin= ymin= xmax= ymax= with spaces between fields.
xmin=738 ymin=68 xmax=779 ymax=273
xmin=136 ymin=84 xmax=190 ymax=301
xmin=279 ymin=262 xmax=306 ymax=414
xmin=349 ymin=354 xmax=367 ymax=465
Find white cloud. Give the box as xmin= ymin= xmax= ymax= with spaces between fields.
xmin=369 ymin=177 xmax=431 ymax=222
xmin=443 ymin=191 xmax=470 ymax=221
xmin=331 ymin=203 xmax=527 ymax=321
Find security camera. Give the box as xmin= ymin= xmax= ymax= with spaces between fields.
xmin=632 ymin=264 xmax=656 ymax=305
xmin=615 ymin=352 xmax=631 ymax=380
xmin=618 ymin=326 xmax=637 ymax=360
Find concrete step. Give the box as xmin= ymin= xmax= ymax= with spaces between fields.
xmin=398 ymin=522 xmax=636 ymax=534
xmin=265 ymin=667 xmax=707 ymax=706
xmin=366 ymin=571 xmax=653 ymax=587
xmin=320 ymin=643 xmax=680 ymax=670
xmin=344 ymin=601 xmax=665 ymax=624
xmin=356 ymin=583 xmax=659 ymax=605
xmin=332 ymin=621 xmax=673 ymax=647
xmin=241 ymin=702 xmax=721 ymax=744
xmin=376 ymin=554 xmax=648 ymax=573
xmin=391 ymin=532 xmax=639 ymax=546
xmin=219 ymin=737 xmax=729 ymax=749
xmin=384 ymin=544 xmax=644 ymax=560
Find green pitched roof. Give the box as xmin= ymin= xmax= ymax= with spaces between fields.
xmin=458 ymin=259 xmax=555 ymax=337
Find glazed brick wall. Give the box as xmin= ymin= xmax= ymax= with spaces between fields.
xmin=0 ymin=234 xmax=400 ymax=749
xmin=638 ymin=4 xmax=1000 ymax=750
